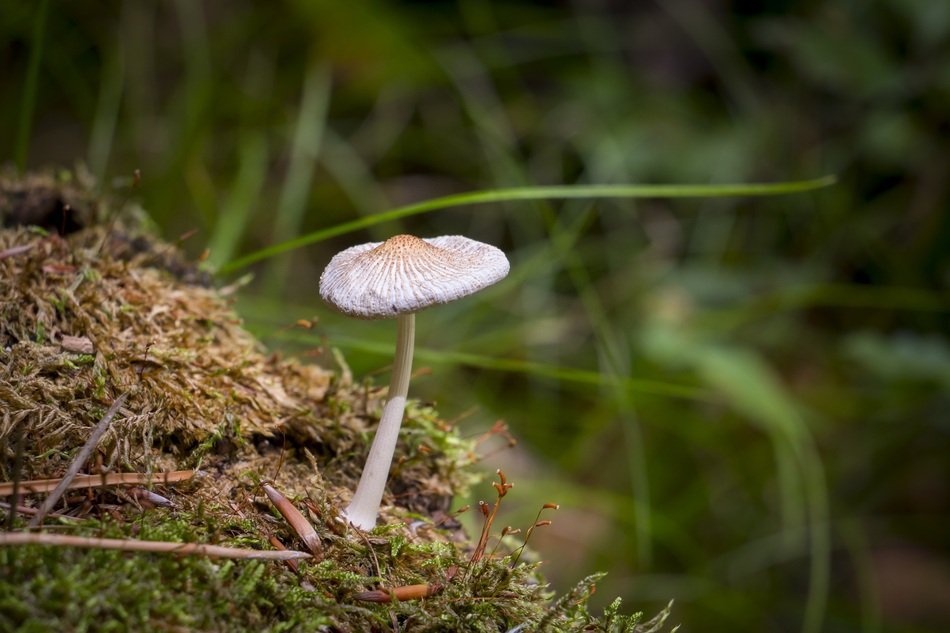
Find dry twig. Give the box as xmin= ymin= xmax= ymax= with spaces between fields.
xmin=0 ymin=501 xmax=79 ymax=521
xmin=268 ymin=535 xmax=300 ymax=573
xmin=27 ymin=393 xmax=127 ymax=528
xmin=0 ymin=243 xmax=34 ymax=259
xmin=0 ymin=470 xmax=195 ymax=496
xmin=0 ymin=532 xmax=312 ymax=560
xmin=5 ymin=420 xmax=26 ymax=530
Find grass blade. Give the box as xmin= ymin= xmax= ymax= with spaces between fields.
xmin=263 ymin=62 xmax=331 ymax=289
xmin=261 ymin=328 xmax=710 ymax=401
xmin=88 ymin=42 xmax=125 ymax=182
xmin=14 ymin=0 xmax=51 ymax=172
xmin=218 ymin=176 xmax=837 ymax=273
xmin=206 ymin=133 xmax=269 ymax=268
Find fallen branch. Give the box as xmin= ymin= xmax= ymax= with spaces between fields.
xmin=0 ymin=470 xmax=196 ymax=497
xmin=28 ymin=393 xmax=128 ymax=528
xmin=0 ymin=532 xmax=312 ymax=560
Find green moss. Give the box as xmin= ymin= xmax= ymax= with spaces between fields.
xmin=0 ymin=527 xmax=336 ymax=632
xmin=0 ymin=171 xmax=674 ymax=632
xmin=0 ymin=508 xmax=670 ymax=632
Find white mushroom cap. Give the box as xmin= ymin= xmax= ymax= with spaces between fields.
xmin=319 ymin=234 xmax=510 ymax=319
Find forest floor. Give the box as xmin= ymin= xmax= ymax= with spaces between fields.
xmin=0 ymin=169 xmax=671 ymax=632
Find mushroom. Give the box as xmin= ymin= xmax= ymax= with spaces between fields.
xmin=319 ymin=234 xmax=509 ymax=530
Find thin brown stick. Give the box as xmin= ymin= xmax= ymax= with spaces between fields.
xmin=355 ymin=583 xmax=441 ymax=603
xmin=0 ymin=243 xmax=35 ymax=259
xmin=0 ymin=470 xmax=196 ymax=497
xmin=0 ymin=532 xmax=312 ymax=560
xmin=355 ymin=566 xmax=457 ymax=603
xmin=268 ymin=535 xmax=300 ymax=573
xmin=0 ymin=501 xmax=79 ymax=521
xmin=28 ymin=393 xmax=127 ymax=528
xmin=263 ymin=484 xmax=323 ymax=558
xmin=5 ymin=420 xmax=26 ymax=530
xmin=354 ymin=524 xmax=384 ymax=584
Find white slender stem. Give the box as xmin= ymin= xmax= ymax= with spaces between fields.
xmin=343 ymin=312 xmax=415 ymax=530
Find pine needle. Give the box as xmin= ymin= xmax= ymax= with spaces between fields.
xmin=0 ymin=532 xmax=311 ymax=560
xmin=0 ymin=470 xmax=196 ymax=496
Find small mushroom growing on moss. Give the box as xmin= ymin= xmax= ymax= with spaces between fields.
xmin=320 ymin=234 xmax=509 ymax=530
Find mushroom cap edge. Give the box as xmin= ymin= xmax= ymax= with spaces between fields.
xmin=319 ymin=234 xmax=510 ymax=319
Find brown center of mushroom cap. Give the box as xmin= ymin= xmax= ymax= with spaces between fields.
xmin=319 ymin=234 xmax=510 ymax=319
xmin=370 ymin=234 xmax=434 ymax=255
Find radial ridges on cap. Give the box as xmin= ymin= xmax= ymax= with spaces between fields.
xmin=319 ymin=234 xmax=509 ymax=319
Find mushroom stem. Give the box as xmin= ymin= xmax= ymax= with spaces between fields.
xmin=343 ymin=312 xmax=415 ymax=530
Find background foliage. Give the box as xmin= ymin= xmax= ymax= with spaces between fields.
xmin=2 ymin=1 xmax=948 ymax=631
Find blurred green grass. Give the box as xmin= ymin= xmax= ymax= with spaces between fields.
xmin=3 ymin=1 xmax=949 ymax=631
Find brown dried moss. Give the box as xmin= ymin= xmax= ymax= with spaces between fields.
xmin=0 ymin=169 xmax=472 ymax=524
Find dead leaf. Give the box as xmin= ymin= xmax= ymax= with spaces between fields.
xmin=61 ymin=335 xmax=95 ymax=354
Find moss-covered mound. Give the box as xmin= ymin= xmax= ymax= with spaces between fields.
xmin=0 ymin=170 xmax=671 ymax=632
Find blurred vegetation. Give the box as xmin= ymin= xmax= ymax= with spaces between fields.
xmin=2 ymin=1 xmax=948 ymax=632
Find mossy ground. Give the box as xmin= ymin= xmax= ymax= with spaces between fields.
xmin=0 ymin=170 xmax=672 ymax=632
